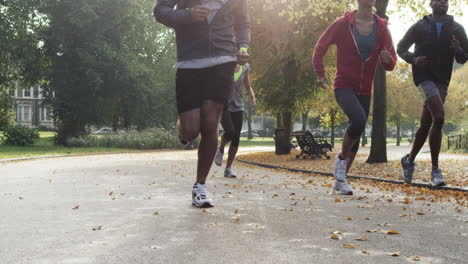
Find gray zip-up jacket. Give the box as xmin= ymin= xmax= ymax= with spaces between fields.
xmin=154 ymin=0 xmax=250 ymax=62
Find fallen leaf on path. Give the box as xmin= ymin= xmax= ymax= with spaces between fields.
xmin=335 ymin=198 xmax=344 ymax=203
xmin=386 ymin=252 xmax=400 ymax=257
xmin=330 ymin=234 xmax=341 ymax=240
xmin=342 ymin=243 xmax=356 ymax=249
xmin=231 ymin=217 xmax=240 ymax=223
xmin=364 ymin=217 xmax=370 ymax=220
xmin=346 ymin=217 xmax=353 ymax=220
xmin=92 ymin=226 xmax=102 ymax=231
xmin=361 ymin=250 xmax=370 ymax=255
xmin=355 ymin=234 xmax=368 ymax=241
xmin=202 ymin=209 xmax=208 ymax=213
xmin=417 ymin=212 xmax=425 ymax=215
xmin=365 ymin=229 xmax=378 ymax=233
xmin=386 ymin=230 xmax=400 ymax=234
xmin=153 ymin=211 xmax=159 ymax=215
xmin=272 ymin=194 xmax=279 ymax=198
xmin=109 ymin=191 xmax=113 ymax=196
xmin=72 ymin=205 xmax=80 ymax=210
xmin=413 ymin=256 xmax=421 ymax=261
xmin=400 ymin=214 xmax=408 ymax=217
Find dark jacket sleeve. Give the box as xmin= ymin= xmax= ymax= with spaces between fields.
xmin=454 ymin=23 xmax=468 ymax=64
xmin=234 ymin=0 xmax=250 ymax=49
xmin=397 ymin=23 xmax=418 ymax=64
xmin=154 ymin=0 xmax=193 ymax=28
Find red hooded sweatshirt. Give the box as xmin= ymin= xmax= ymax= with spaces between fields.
xmin=313 ymin=11 xmax=397 ymax=95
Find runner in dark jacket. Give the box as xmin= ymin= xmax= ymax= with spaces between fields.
xmin=398 ymin=0 xmax=468 ymax=187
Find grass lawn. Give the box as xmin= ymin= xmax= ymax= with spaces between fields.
xmin=0 ymin=132 xmax=129 ymax=159
xmin=239 ymin=137 xmax=275 ymax=147
xmin=238 ymin=136 xmax=413 ymax=148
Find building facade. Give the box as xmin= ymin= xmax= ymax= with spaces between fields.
xmin=8 ymin=84 xmax=54 ymax=129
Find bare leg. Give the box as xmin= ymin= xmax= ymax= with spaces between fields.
xmin=178 ymin=108 xmax=201 ymax=143
xmin=426 ymin=96 xmax=445 ymax=168
xmin=408 ymin=96 xmax=444 ymax=165
xmin=196 ymin=100 xmax=224 ymax=184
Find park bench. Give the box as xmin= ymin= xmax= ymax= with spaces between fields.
xmin=291 ymin=131 xmax=333 ymax=160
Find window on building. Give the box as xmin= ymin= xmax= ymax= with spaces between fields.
xmin=18 ymin=106 xmax=23 ymax=121
xmin=9 ymin=89 xmax=15 ymax=97
xmin=24 ymin=88 xmax=31 ymax=97
xmin=46 ymin=107 xmax=53 ymax=121
xmin=40 ymin=107 xmax=45 ymax=121
xmin=23 ymin=105 xmax=30 ymax=121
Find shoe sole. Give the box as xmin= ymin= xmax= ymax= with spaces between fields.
xmin=192 ymin=202 xmax=214 ymax=208
xmin=224 ymin=175 xmax=237 ymax=178
xmin=431 ymin=182 xmax=446 ymax=187
xmin=333 ymin=186 xmax=353 ymax=196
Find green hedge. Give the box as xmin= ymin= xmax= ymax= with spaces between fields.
xmin=2 ymin=125 xmax=40 ymax=146
xmin=66 ymin=128 xmax=184 ymax=149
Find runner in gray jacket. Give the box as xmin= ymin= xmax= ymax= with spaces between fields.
xmin=154 ymin=0 xmax=250 ymax=208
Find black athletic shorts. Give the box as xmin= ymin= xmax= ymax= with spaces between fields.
xmin=175 ymin=62 xmax=237 ymax=114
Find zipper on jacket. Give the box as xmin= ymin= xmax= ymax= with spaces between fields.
xmin=348 ymin=24 xmax=371 ymax=95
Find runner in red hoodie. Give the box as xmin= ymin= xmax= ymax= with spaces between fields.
xmin=312 ymin=0 xmax=396 ymax=195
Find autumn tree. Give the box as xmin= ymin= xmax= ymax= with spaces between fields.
xmin=250 ymin=0 xmax=349 ymax=154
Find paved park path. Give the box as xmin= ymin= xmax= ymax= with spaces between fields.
xmin=0 ymin=148 xmax=466 ymax=264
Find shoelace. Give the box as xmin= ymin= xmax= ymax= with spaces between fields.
xmin=196 ymin=185 xmax=207 ymax=199
xmin=336 ymin=160 xmax=347 ymax=177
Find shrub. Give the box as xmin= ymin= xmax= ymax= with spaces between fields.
xmin=2 ymin=125 xmax=40 ymax=146
xmin=66 ymin=128 xmax=188 ymax=149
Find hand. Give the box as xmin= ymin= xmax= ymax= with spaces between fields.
xmin=412 ymin=56 xmax=429 ymax=68
xmin=251 ymin=96 xmax=257 ymax=106
xmin=236 ymin=49 xmax=249 ymax=65
xmin=450 ymin=35 xmax=461 ymax=54
xmin=380 ymin=49 xmax=392 ymax=64
xmin=317 ymin=77 xmax=329 ymax=89
xmin=191 ymin=5 xmax=210 ymax=23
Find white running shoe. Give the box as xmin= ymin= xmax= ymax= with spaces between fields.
xmin=192 ymin=183 xmax=214 ymax=208
xmin=333 ymin=154 xmax=348 ymax=182
xmin=214 ymin=148 xmax=223 ymax=166
xmin=333 ymin=180 xmax=354 ymax=195
xmin=224 ymin=167 xmax=237 ymax=178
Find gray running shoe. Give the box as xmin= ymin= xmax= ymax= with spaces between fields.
xmin=401 ymin=154 xmax=415 ymax=184
xmin=192 ymin=183 xmax=214 ymax=208
xmin=333 ymin=180 xmax=353 ymax=195
xmin=214 ymin=148 xmax=223 ymax=166
xmin=431 ymin=167 xmax=446 ymax=187
xmin=224 ymin=167 xmax=237 ymax=178
xmin=333 ymin=154 xmax=348 ymax=182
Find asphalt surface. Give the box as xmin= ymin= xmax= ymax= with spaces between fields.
xmin=0 ymin=149 xmax=466 ymax=264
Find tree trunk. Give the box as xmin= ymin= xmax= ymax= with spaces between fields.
xmin=396 ymin=121 xmax=401 ymax=146
xmin=330 ymin=110 xmax=335 ymax=147
xmin=301 ymin=112 xmax=308 ymax=131
xmin=275 ymin=111 xmax=292 ymax=155
xmin=367 ymin=0 xmax=389 ymax=163
xmin=367 ymin=65 xmax=388 ymax=163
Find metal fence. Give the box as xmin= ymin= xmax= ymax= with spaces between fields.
xmin=447 ymin=134 xmax=467 ymax=150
